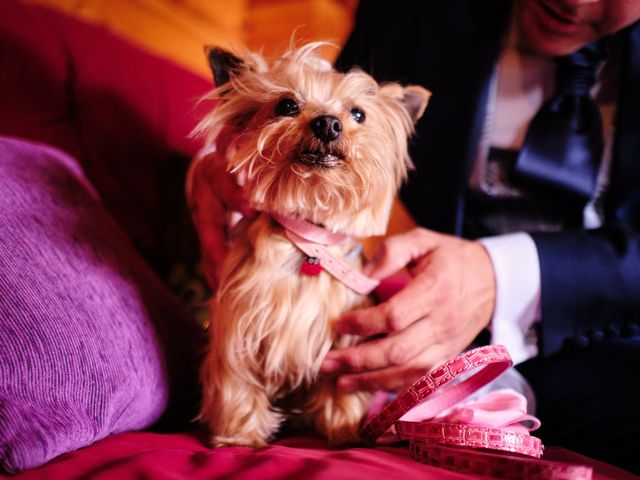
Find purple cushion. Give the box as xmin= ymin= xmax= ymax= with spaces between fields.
xmin=0 ymin=136 xmax=202 ymax=474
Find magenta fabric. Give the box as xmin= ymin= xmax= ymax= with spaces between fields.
xmin=0 ymin=136 xmax=202 ymax=474
xmin=0 ymin=432 xmax=635 ymax=480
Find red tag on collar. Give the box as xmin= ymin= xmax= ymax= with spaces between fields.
xmin=300 ymin=256 xmax=323 ymax=276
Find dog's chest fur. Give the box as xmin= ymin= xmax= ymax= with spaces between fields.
xmin=212 ymin=213 xmax=368 ymax=399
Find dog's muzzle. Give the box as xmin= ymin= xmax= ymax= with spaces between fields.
xmin=297 ymin=150 xmax=344 ymax=168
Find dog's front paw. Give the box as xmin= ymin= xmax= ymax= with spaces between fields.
xmin=324 ymin=420 xmax=365 ymax=448
xmin=314 ymin=390 xmax=371 ymax=448
xmin=211 ymin=432 xmax=269 ymax=448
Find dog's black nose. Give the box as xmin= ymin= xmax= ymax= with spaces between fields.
xmin=311 ymin=115 xmax=342 ymax=143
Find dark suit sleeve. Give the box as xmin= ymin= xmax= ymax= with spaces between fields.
xmin=531 ymin=214 xmax=640 ymax=356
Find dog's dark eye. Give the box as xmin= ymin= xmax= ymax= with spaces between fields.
xmin=275 ymin=98 xmax=300 ymax=117
xmin=350 ymin=107 xmax=366 ymax=124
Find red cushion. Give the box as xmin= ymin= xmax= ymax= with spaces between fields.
xmin=0 ymin=1 xmax=212 ymax=263
xmin=0 ymin=2 xmax=81 ymax=159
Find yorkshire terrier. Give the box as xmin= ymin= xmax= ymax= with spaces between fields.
xmin=189 ymin=43 xmax=430 ymax=447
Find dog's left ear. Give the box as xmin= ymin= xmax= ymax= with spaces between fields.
xmin=401 ymin=86 xmax=431 ymax=124
xmin=204 ymin=47 xmax=244 ymax=87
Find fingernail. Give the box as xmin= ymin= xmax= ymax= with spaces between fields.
xmin=320 ymin=358 xmax=341 ymax=373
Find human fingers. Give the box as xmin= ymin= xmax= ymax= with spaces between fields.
xmin=334 ymin=267 xmax=436 ymax=336
xmin=334 ymin=344 xmax=450 ymax=393
xmin=336 ymin=365 xmax=421 ymax=393
xmin=363 ymin=228 xmax=442 ymax=279
xmin=207 ymin=162 xmax=251 ymax=214
xmin=228 ymin=183 xmax=252 ymax=217
xmin=322 ymin=317 xmax=433 ymax=374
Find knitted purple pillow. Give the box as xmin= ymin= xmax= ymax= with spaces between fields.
xmin=0 ymin=136 xmax=202 ymax=474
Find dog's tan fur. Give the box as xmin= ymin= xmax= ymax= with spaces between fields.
xmin=193 ymin=43 xmax=429 ymax=447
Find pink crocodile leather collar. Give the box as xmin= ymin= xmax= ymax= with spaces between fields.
xmin=271 ymin=213 xmax=380 ymax=296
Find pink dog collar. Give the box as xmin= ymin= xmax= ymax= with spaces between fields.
xmin=271 ymin=213 xmax=380 ymax=296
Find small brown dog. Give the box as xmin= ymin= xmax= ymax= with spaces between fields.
xmin=191 ymin=43 xmax=429 ymax=447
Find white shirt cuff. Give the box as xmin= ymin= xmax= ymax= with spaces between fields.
xmin=479 ymin=233 xmax=541 ymax=364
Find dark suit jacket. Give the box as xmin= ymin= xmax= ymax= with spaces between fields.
xmin=336 ymin=0 xmax=640 ymax=357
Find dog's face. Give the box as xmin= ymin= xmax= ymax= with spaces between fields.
xmin=195 ymin=44 xmax=430 ymax=237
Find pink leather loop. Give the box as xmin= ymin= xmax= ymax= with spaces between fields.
xmin=361 ymin=345 xmax=512 ymax=442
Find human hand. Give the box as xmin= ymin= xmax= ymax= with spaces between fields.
xmin=321 ymin=228 xmax=496 ymax=392
xmin=188 ymin=134 xmax=252 ymax=291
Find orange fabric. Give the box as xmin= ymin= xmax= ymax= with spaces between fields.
xmin=25 ymin=0 xmax=357 ymax=77
xmin=246 ymin=0 xmax=358 ymax=61
xmin=25 ymin=0 xmax=248 ymax=78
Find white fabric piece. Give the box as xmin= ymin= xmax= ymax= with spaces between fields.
xmin=480 ymin=233 xmax=541 ymax=365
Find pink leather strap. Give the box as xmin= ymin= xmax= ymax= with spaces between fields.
xmin=420 ymin=445 xmax=593 ymax=480
xmin=271 ymin=213 xmax=380 ymax=296
xmin=397 ymin=421 xmax=543 ymax=458
xmin=361 ymin=345 xmax=513 ymax=441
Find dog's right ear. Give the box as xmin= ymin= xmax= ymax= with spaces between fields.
xmin=204 ymin=47 xmax=244 ymax=87
xmin=401 ymin=86 xmax=431 ymax=124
